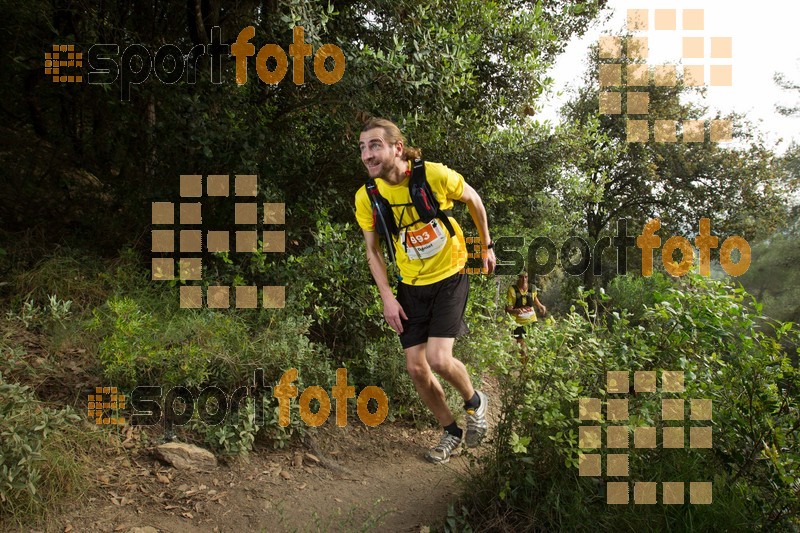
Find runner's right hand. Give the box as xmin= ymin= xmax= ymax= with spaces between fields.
xmin=383 ymin=297 xmax=408 ymax=334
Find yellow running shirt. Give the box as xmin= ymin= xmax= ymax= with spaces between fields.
xmin=507 ymin=285 xmax=538 ymax=325
xmin=355 ymin=161 xmax=467 ymax=285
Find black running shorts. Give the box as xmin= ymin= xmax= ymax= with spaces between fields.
xmin=513 ymin=324 xmax=528 ymax=339
xmin=396 ymin=272 xmax=470 ymax=349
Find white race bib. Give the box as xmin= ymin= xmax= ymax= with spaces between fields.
xmin=400 ymin=220 xmax=448 ymax=260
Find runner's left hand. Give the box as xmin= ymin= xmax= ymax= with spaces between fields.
xmin=482 ymin=247 xmax=496 ymax=275
xmin=383 ymin=297 xmax=408 ymax=334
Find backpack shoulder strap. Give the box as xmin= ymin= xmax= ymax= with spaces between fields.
xmin=366 ymin=177 xmax=399 ymax=241
xmin=410 ymin=159 xmax=426 ymax=185
xmin=512 ymin=285 xmax=523 ymax=307
xmin=410 ymin=159 xmax=456 ymax=237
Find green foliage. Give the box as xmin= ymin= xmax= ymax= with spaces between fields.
xmin=740 ymin=209 xmax=800 ymax=325
xmin=444 ymin=504 xmax=474 ymax=533
xmin=463 ymin=274 xmax=800 ymax=530
xmin=558 ymin=41 xmax=791 ymax=293
xmin=774 ymin=70 xmax=800 ymax=117
xmin=80 ymin=251 xmax=339 ymax=451
xmin=0 ymin=0 xmax=606 ymax=250
xmin=357 ymin=336 xmax=431 ymax=423
xmin=190 ymin=397 xmax=261 ymax=457
xmin=0 ymin=342 xmax=32 ymax=384
xmin=87 ymin=285 xmax=329 ymax=390
xmin=456 ymin=276 xmax=514 ymax=374
xmin=781 ymin=143 xmax=800 ymax=192
xmin=0 ymin=373 xmax=90 ymax=520
xmin=182 ymin=389 xmax=312 ymax=456
xmin=5 ymin=295 xmax=73 ymax=331
xmin=11 ymin=252 xmax=110 ymax=311
xmin=5 ymin=300 xmax=41 ymax=330
xmin=259 ymin=400 xmax=310 ymax=450
xmin=89 ymin=296 xmax=239 ymax=389
xmin=281 ymin=219 xmax=384 ymax=359
xmin=605 ymin=272 xmax=673 ymax=323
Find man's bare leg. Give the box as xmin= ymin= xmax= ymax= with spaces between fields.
xmin=425 ymin=337 xmax=475 ymax=401
xmin=406 ymin=337 xmax=487 ymax=462
xmin=404 ymin=343 xmax=455 ymax=426
xmin=404 ymin=337 xmax=475 ymax=424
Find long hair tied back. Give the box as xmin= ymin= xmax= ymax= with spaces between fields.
xmin=361 ymin=117 xmax=422 ymax=160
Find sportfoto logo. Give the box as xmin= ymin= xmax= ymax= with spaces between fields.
xmin=48 ymin=26 xmax=345 ymax=99
xmin=454 ymin=218 xmax=751 ymax=278
xmin=89 ymin=368 xmax=389 ymax=429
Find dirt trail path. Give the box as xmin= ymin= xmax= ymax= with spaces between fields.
xmin=48 ymin=425 xmax=470 ymax=533
xmin=31 ymin=379 xmax=497 ymax=533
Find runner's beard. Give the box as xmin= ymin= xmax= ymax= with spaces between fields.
xmin=365 ymin=156 xmax=399 ymax=180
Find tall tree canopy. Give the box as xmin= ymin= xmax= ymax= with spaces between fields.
xmin=556 ymin=42 xmax=790 ymax=289
xmin=0 ymin=0 xmax=606 ymax=249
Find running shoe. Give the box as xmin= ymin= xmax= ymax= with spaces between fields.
xmin=464 ymin=390 xmax=488 ymax=448
xmin=425 ymin=431 xmax=463 ymax=464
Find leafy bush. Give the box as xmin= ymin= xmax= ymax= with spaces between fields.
xmin=84 ymin=251 xmax=340 ymax=452
xmin=740 ymin=231 xmax=800 ymax=325
xmin=280 ymin=219 xmax=386 ymax=360
xmin=6 ymin=295 xmax=73 ymax=331
xmin=190 ymin=396 xmax=261 ymax=456
xmin=0 ymin=373 xmax=91 ymax=521
xmin=11 ymin=251 xmax=112 ymax=311
xmin=87 ymin=292 xmax=330 ymax=389
xmin=89 ymin=296 xmax=238 ymax=389
xmin=258 ymin=399 xmax=310 ymax=450
xmin=0 ymin=342 xmax=32 ymax=384
xmin=189 ymin=394 xmax=311 ymax=455
xmin=605 ymin=271 xmax=673 ymax=323
xmin=462 ymin=274 xmax=800 ymax=531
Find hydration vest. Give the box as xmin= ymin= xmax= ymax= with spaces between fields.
xmin=512 ymin=285 xmax=535 ymax=308
xmin=365 ymin=159 xmax=455 ymax=263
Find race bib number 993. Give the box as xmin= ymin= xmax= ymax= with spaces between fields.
xmin=401 ymin=220 xmax=448 ymax=260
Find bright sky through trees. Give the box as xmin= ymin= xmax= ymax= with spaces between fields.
xmin=539 ymin=0 xmax=800 ymax=150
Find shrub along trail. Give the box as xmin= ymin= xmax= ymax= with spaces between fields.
xmin=0 ymin=269 xmax=498 ymax=532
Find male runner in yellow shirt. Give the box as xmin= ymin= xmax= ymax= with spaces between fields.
xmin=355 ymin=117 xmax=495 ymax=463
xmin=505 ymin=271 xmax=546 ymax=363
